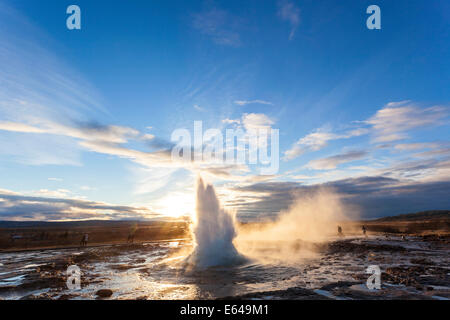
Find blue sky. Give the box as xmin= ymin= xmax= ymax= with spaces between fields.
xmin=0 ymin=0 xmax=449 ymax=221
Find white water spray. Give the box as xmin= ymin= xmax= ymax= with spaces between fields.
xmin=187 ymin=178 xmax=244 ymax=268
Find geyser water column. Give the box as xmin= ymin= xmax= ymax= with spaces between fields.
xmin=187 ymin=178 xmax=244 ymax=269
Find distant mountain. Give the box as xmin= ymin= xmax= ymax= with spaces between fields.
xmin=374 ymin=210 xmax=450 ymax=222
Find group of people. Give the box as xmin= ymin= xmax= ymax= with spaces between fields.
xmin=79 ymin=224 xmax=138 ymax=248
xmin=337 ymin=225 xmax=368 ymax=237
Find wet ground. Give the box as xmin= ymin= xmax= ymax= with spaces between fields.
xmin=0 ymin=235 xmax=448 ymax=300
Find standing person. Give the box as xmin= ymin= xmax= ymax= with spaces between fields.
xmin=362 ymin=225 xmax=367 ymax=237
xmin=127 ymin=232 xmax=134 ymax=244
xmin=80 ymin=233 xmax=88 ymax=247
xmin=127 ymin=223 xmax=137 ymax=244
xmin=338 ymin=226 xmax=343 ymax=236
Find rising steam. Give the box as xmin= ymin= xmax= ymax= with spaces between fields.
xmin=235 ymin=188 xmax=358 ymax=262
xmin=185 ymin=179 xmax=357 ymax=268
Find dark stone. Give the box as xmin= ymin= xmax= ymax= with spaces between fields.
xmin=96 ymin=289 xmax=113 ymax=298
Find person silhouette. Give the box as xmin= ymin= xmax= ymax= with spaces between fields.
xmin=80 ymin=233 xmax=88 ymax=247
xmin=127 ymin=223 xmax=137 ymax=243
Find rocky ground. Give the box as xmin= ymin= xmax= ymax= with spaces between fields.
xmin=0 ymin=235 xmax=448 ymax=300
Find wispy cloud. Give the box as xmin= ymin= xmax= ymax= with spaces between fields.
xmin=366 ymin=101 xmax=448 ymax=143
xmin=242 ymin=113 xmax=274 ymax=130
xmin=234 ymin=100 xmax=273 ymax=106
xmin=0 ymin=114 xmax=263 ymax=187
xmin=0 ymin=133 xmax=82 ymax=166
xmin=0 ymin=118 xmax=173 ymax=169
xmin=32 ymin=189 xmax=72 ymax=198
xmin=0 ymin=189 xmax=159 ymax=221
xmin=192 ymin=5 xmax=241 ymax=46
xmin=0 ymin=4 xmax=105 ymax=165
xmin=0 ymin=120 xmax=142 ymax=145
xmin=80 ymin=186 xmax=94 ymax=191
xmin=283 ymin=130 xmax=339 ymax=161
xmin=222 ymin=118 xmax=241 ymax=125
xmin=193 ymin=104 xmax=205 ymax=111
xmin=277 ymin=0 xmax=301 ymax=40
xmin=305 ymin=150 xmax=368 ymax=170
xmin=283 ymin=127 xmax=367 ymax=161
xmin=283 ymin=101 xmax=448 ymax=161
xmin=413 ymin=148 xmax=450 ymax=159
xmin=222 ymin=113 xmax=275 ymax=131
xmin=394 ymin=142 xmax=441 ymax=151
xmin=376 ymin=155 xmax=450 ymax=183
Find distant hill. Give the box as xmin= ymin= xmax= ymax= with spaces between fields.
xmin=0 ymin=219 xmax=186 ymax=229
xmin=1 ymin=210 xmax=449 ymax=228
xmin=375 ymin=210 xmax=450 ymax=222
xmin=0 ymin=220 xmax=133 ymax=229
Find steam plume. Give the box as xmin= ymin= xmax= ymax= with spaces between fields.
xmin=235 ymin=188 xmax=358 ymax=262
xmin=187 ymin=178 xmax=245 ymax=268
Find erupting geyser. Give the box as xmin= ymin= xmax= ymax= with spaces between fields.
xmin=187 ymin=178 xmax=245 ymax=268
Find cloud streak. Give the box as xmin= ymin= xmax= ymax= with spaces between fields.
xmin=283 ymin=127 xmax=367 ymax=161
xmin=234 ymin=100 xmax=273 ymax=106
xmin=306 ymin=150 xmax=368 ymax=170
xmin=277 ymin=0 xmax=301 ymax=40
xmin=283 ymin=101 xmax=448 ymax=161
xmin=0 ymin=3 xmax=106 ymax=165
xmin=192 ymin=5 xmax=241 ymax=46
xmin=0 ymin=189 xmax=159 ymax=221
xmin=366 ymin=102 xmax=448 ymax=143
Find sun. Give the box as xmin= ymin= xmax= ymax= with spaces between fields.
xmin=156 ymin=192 xmax=195 ymax=218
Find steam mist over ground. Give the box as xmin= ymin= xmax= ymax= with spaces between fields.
xmin=186 ymin=179 xmax=358 ymax=267
xmin=235 ymin=188 xmax=359 ymax=262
